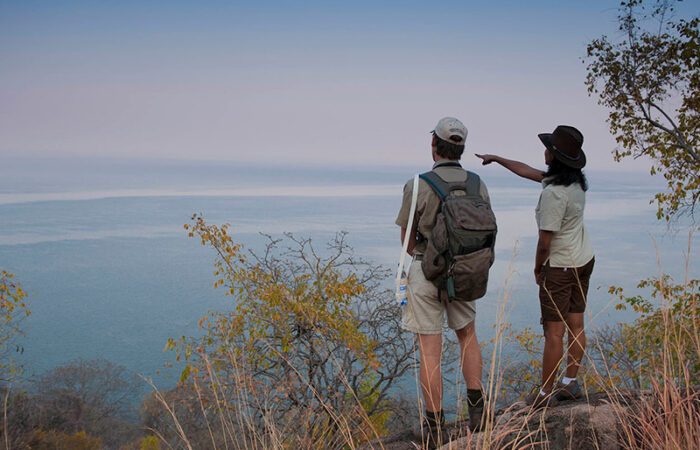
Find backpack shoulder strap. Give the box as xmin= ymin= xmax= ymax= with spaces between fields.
xmin=419 ymin=171 xmax=449 ymax=200
xmin=465 ymin=171 xmax=481 ymax=196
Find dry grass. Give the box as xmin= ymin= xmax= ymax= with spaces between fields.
xmin=0 ymin=242 xmax=694 ymax=449
xmin=148 ymin=236 xmax=699 ymax=449
xmin=585 ymin=234 xmax=699 ymax=450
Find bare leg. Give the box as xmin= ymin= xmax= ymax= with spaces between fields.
xmin=418 ymin=333 xmax=443 ymax=412
xmin=455 ymin=321 xmax=483 ymax=390
xmin=541 ymin=321 xmax=565 ymax=392
xmin=564 ymin=313 xmax=585 ymax=378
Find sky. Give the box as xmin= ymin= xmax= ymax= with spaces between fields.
xmin=1 ymin=0 xmax=696 ymax=170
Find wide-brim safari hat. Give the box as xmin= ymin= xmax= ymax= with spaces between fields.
xmin=538 ymin=125 xmax=586 ymax=169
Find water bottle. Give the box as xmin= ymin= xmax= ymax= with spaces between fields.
xmin=396 ymin=269 xmax=408 ymax=306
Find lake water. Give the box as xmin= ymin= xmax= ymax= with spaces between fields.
xmin=0 ymin=156 xmax=696 ymax=391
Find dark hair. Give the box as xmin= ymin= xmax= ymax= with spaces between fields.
xmin=543 ymin=158 xmax=588 ymax=191
xmin=432 ymin=132 xmax=464 ymax=160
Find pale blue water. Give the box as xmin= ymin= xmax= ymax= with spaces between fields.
xmin=0 ymin=156 xmax=696 ymax=394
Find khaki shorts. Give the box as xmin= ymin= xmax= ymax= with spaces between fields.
xmin=539 ymin=257 xmax=595 ymax=322
xmin=402 ymin=258 xmax=476 ymax=334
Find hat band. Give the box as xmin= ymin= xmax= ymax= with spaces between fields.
xmin=552 ymin=143 xmax=581 ymax=161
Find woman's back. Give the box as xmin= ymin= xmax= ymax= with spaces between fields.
xmin=536 ymin=180 xmax=594 ymax=268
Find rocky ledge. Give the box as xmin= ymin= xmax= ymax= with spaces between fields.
xmin=360 ymin=391 xmax=643 ymax=450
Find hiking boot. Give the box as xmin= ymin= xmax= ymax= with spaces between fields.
xmin=412 ymin=416 xmax=445 ymax=449
xmin=468 ymin=404 xmax=485 ymax=432
xmin=555 ymin=379 xmax=582 ymax=401
xmin=525 ymin=389 xmax=559 ymax=410
xmin=467 ymin=389 xmax=486 ymax=432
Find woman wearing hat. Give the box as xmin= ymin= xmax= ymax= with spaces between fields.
xmin=476 ymin=125 xmax=595 ymax=409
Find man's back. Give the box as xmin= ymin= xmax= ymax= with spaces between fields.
xmin=396 ymin=160 xmax=490 ymax=256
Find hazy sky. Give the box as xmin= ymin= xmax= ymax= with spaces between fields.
xmin=1 ymin=1 xmax=695 ymax=170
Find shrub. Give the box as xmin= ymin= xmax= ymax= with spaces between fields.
xmin=160 ymin=215 xmax=414 ymax=448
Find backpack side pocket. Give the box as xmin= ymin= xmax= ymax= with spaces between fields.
xmin=421 ymin=214 xmax=448 ymax=281
xmin=451 ymin=247 xmax=494 ymax=301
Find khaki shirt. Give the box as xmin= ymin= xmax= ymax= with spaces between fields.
xmin=395 ymin=160 xmax=490 ymax=256
xmin=535 ymin=178 xmax=594 ymax=268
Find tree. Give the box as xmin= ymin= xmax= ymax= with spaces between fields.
xmin=2 ymin=359 xmax=143 ymax=448
xmin=165 ymin=215 xmax=414 ymax=448
xmin=0 ymin=270 xmax=31 ymax=382
xmin=585 ymin=0 xmax=699 ymax=221
xmin=34 ymin=359 xmax=143 ymax=448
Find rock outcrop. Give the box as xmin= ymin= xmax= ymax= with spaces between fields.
xmin=360 ymin=391 xmax=632 ymax=449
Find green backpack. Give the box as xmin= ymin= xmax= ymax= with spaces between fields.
xmin=419 ymin=170 xmax=497 ymax=302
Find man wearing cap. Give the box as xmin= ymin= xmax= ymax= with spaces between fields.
xmin=396 ymin=117 xmax=490 ymax=445
xmin=476 ymin=125 xmax=595 ymax=409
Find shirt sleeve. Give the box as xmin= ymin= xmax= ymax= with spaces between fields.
xmin=537 ymin=187 xmax=566 ymax=232
xmin=395 ymin=179 xmax=413 ymax=228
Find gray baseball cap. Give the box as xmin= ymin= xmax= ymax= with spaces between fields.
xmin=432 ymin=117 xmax=468 ymax=145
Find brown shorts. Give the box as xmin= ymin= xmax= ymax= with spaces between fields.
xmin=539 ymin=257 xmax=595 ymax=323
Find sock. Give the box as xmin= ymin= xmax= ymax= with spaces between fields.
xmin=425 ymin=409 xmax=444 ymax=426
xmin=467 ymin=389 xmax=484 ymax=408
xmin=561 ymin=376 xmax=575 ymax=385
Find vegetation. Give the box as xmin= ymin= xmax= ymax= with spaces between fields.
xmin=609 ymin=272 xmax=699 ymax=387
xmin=577 ymin=239 xmax=699 ymax=449
xmin=25 ymin=430 xmax=102 ymax=450
xmin=0 ymin=271 xmax=31 ymax=382
xmin=1 ymin=359 xmax=145 ymax=449
xmin=585 ymin=0 xmax=699 ymax=221
xmin=581 ymin=3 xmax=700 ymax=439
xmin=1 ymin=238 xmax=696 ymax=449
xmin=158 ymin=215 xmax=414 ymax=448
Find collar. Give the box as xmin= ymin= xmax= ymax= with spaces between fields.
xmin=433 ymin=159 xmax=462 ymax=169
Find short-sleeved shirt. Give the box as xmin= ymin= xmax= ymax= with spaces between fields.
xmin=535 ymin=178 xmax=594 ymax=268
xmin=395 ymin=160 xmax=490 ymax=256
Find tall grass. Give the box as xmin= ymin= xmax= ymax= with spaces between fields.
xmin=580 ymin=234 xmax=699 ymax=450
xmin=151 ymin=246 xmax=545 ymax=449
xmin=148 ymin=339 xmax=386 ymax=449
xmin=150 ymin=237 xmax=698 ymax=449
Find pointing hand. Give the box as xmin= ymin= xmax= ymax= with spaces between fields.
xmin=475 ymin=154 xmax=497 ymax=165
